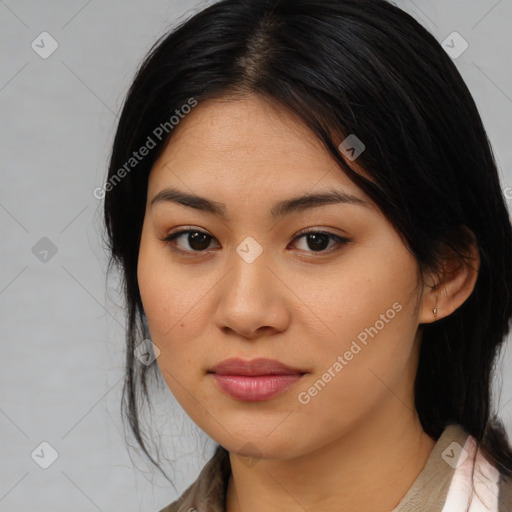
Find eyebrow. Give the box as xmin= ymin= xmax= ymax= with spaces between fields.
xmin=150 ymin=186 xmax=369 ymax=220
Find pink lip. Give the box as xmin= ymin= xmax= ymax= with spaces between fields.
xmin=208 ymin=358 xmax=306 ymax=401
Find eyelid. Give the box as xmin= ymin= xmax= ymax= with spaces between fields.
xmin=161 ymin=226 xmax=220 ymax=253
xmin=161 ymin=226 xmax=350 ymax=255
xmin=290 ymin=228 xmax=350 ymax=254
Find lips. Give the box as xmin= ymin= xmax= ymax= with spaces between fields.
xmin=208 ymin=357 xmax=305 ymax=376
xmin=208 ymin=358 xmax=306 ymax=401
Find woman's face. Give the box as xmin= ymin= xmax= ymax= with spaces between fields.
xmin=137 ymin=94 xmax=431 ymax=460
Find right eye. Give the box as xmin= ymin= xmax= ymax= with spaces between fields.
xmin=162 ymin=229 xmax=220 ymax=253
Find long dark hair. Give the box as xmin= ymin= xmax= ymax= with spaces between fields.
xmin=102 ymin=0 xmax=512 ymax=491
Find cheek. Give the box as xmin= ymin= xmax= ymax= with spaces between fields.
xmin=297 ymin=243 xmax=421 ymax=399
xmin=138 ymin=248 xmax=208 ymax=407
xmin=137 ymin=232 xmax=205 ymax=359
xmin=298 ymin=242 xmax=419 ymax=346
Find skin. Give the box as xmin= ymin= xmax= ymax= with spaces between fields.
xmin=137 ymin=93 xmax=479 ymax=512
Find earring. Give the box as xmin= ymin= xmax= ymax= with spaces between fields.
xmin=433 ymin=306 xmax=438 ymax=318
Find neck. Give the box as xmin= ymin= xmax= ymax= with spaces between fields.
xmin=226 ymin=408 xmax=436 ymax=512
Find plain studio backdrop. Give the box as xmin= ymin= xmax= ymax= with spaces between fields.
xmin=1 ymin=1 xmax=511 ymax=510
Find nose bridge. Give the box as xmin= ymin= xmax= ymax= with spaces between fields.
xmin=228 ymin=235 xmax=269 ymax=298
xmin=218 ymin=234 xmax=281 ymax=320
xmin=213 ymin=232 xmax=291 ymax=338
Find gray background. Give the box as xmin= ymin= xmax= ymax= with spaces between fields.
xmin=1 ymin=1 xmax=511 ymax=510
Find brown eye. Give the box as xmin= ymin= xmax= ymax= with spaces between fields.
xmin=162 ymin=228 xmax=349 ymax=256
xmin=163 ymin=229 xmax=219 ymax=252
xmin=290 ymin=229 xmax=350 ymax=253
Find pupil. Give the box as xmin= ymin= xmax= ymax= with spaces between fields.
xmin=185 ymin=232 xmax=330 ymax=251
xmin=189 ymin=231 xmax=210 ymax=250
xmin=307 ymin=233 xmax=328 ymax=251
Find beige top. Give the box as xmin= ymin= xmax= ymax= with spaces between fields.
xmin=158 ymin=424 xmax=512 ymax=512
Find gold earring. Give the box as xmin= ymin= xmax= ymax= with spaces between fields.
xmin=433 ymin=306 xmax=438 ymax=318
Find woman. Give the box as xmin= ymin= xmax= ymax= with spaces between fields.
xmin=102 ymin=0 xmax=512 ymax=510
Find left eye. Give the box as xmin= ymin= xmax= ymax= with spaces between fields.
xmin=162 ymin=229 xmax=349 ymax=254
xmin=290 ymin=229 xmax=349 ymax=253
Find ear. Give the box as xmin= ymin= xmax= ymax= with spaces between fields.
xmin=419 ymin=231 xmax=480 ymax=324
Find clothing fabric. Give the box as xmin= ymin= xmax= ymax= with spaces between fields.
xmin=158 ymin=424 xmax=512 ymax=512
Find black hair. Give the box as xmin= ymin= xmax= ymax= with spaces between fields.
xmin=102 ymin=0 xmax=512 ymax=500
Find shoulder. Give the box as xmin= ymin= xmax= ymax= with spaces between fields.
xmin=400 ymin=423 xmax=512 ymax=511
xmin=445 ymin=425 xmax=512 ymax=512
xmin=158 ymin=445 xmax=231 ymax=512
xmin=497 ymin=471 xmax=512 ymax=512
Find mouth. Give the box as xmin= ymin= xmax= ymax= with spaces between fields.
xmin=208 ymin=358 xmax=307 ymax=402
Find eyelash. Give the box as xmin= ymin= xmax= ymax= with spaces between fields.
xmin=161 ymin=227 xmax=350 ymax=256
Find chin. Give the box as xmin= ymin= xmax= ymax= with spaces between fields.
xmin=221 ymin=433 xmax=307 ymax=462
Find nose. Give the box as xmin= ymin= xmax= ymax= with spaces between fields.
xmin=213 ymin=243 xmax=290 ymax=340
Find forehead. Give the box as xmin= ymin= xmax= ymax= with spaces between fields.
xmin=148 ymin=94 xmax=371 ymax=207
